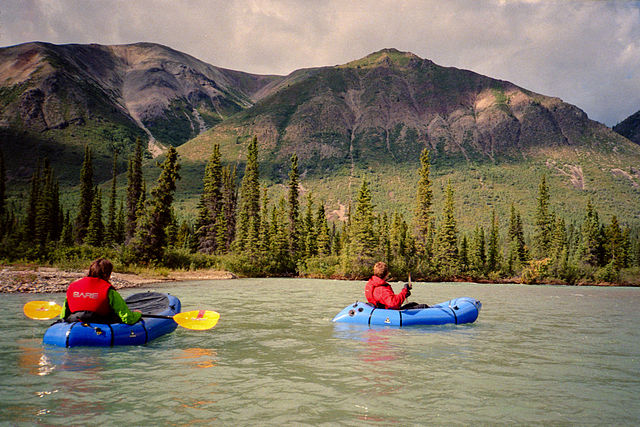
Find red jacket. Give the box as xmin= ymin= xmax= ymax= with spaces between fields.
xmin=364 ymin=275 xmax=408 ymax=309
xmin=67 ymin=277 xmax=113 ymax=315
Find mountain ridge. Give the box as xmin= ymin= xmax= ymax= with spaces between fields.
xmin=1 ymin=42 xmax=640 ymax=230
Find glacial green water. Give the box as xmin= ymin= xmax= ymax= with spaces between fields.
xmin=1 ymin=279 xmax=640 ymax=425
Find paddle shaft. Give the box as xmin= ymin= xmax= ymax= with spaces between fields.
xmin=141 ymin=313 xmax=174 ymax=320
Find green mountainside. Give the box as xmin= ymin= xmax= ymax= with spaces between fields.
xmin=1 ymin=44 xmax=640 ymax=233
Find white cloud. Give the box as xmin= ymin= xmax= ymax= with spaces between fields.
xmin=1 ymin=0 xmax=639 ymax=126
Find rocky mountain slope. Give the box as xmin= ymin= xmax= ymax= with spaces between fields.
xmin=1 ymin=43 xmax=639 ymax=229
xmin=0 ymin=41 xmax=278 ymax=181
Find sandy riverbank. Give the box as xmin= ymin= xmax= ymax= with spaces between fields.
xmin=0 ymin=266 xmax=237 ymax=293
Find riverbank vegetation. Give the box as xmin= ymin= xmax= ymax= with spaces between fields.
xmin=1 ymin=137 xmax=639 ymax=285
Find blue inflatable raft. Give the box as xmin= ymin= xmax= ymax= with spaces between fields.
xmin=43 ymin=292 xmax=181 ymax=347
xmin=332 ymin=297 xmax=481 ymax=326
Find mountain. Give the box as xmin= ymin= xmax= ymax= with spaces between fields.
xmin=0 ymin=41 xmax=279 ymax=182
xmin=1 ymin=43 xmax=640 ymax=230
xmin=614 ymin=110 xmax=640 ymax=145
xmin=179 ymin=49 xmax=640 ymax=228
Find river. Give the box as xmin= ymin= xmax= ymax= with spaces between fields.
xmin=1 ymin=279 xmax=639 ymax=425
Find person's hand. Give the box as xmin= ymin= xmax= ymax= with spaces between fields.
xmin=403 ymin=283 xmax=411 ymax=297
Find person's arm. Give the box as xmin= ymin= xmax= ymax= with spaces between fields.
xmin=60 ymin=299 xmax=70 ymax=320
xmin=374 ymin=285 xmax=409 ymax=309
xmin=108 ymin=289 xmax=142 ymax=325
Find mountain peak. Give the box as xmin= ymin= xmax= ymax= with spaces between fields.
xmin=340 ymin=48 xmax=422 ymax=70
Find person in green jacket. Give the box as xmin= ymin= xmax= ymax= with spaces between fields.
xmin=60 ymin=258 xmax=142 ymax=325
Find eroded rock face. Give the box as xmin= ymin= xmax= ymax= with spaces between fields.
xmin=0 ymin=42 xmax=278 ymax=148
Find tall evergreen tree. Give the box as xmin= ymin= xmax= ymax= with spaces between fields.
xmin=126 ymin=137 xmax=144 ymax=242
xmin=533 ymin=175 xmax=553 ymax=258
xmin=435 ymin=181 xmax=459 ymax=276
xmin=287 ymin=153 xmax=301 ymax=260
xmin=105 ymin=153 xmax=118 ymax=246
xmin=85 ymin=188 xmax=104 ymax=246
xmin=470 ymin=226 xmax=486 ymax=273
xmin=414 ymin=148 xmax=433 ymax=255
xmin=131 ymin=146 xmax=181 ymax=262
xmin=0 ymin=149 xmax=5 ymax=237
xmin=508 ymin=203 xmax=527 ymax=262
xmin=258 ymin=187 xmax=271 ymax=256
xmin=197 ymin=144 xmax=223 ymax=253
xmin=75 ymin=146 xmax=94 ymax=243
xmin=487 ymin=209 xmax=501 ymax=272
xmin=235 ymin=137 xmax=260 ymax=252
xmin=577 ymin=199 xmax=603 ymax=267
xmin=606 ymin=215 xmax=625 ymax=270
xmin=316 ymin=202 xmax=331 ymax=256
xmin=459 ymin=234 xmax=469 ymax=272
xmin=115 ymin=201 xmax=126 ymax=244
xmin=304 ymin=193 xmax=317 ymax=258
xmin=35 ymin=161 xmax=59 ymax=247
xmin=220 ymin=165 xmax=237 ymax=252
xmin=25 ymin=161 xmax=42 ymax=241
xmin=342 ymin=180 xmax=377 ymax=274
xmin=60 ymin=211 xmax=74 ymax=246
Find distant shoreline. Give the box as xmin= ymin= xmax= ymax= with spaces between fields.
xmin=0 ymin=266 xmax=237 ymax=293
xmin=1 ymin=265 xmax=635 ymax=293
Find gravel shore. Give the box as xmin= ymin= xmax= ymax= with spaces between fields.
xmin=0 ymin=266 xmax=236 ymax=293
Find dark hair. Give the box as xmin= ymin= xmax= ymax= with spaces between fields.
xmin=88 ymin=258 xmax=113 ymax=281
xmin=373 ymin=261 xmax=388 ymax=279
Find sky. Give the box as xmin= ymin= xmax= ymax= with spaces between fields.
xmin=1 ymin=0 xmax=639 ymax=127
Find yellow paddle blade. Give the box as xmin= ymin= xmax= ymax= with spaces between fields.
xmin=173 ymin=310 xmax=220 ymax=330
xmin=23 ymin=301 xmax=62 ymax=320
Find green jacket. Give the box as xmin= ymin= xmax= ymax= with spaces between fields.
xmin=60 ymin=288 xmax=142 ymax=325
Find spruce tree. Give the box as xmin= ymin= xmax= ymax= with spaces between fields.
xmin=577 ymin=199 xmax=603 ymax=267
xmin=508 ymin=203 xmax=527 ymax=262
xmin=287 ymin=153 xmax=301 ymax=260
xmin=316 ymin=202 xmax=331 ymax=256
xmin=221 ymin=165 xmax=238 ymax=251
xmin=606 ymin=216 xmax=625 ymax=270
xmin=126 ymin=137 xmax=144 ymax=242
xmin=414 ymin=148 xmax=433 ymax=255
xmin=459 ymin=234 xmax=469 ymax=272
xmin=60 ymin=211 xmax=74 ymax=246
xmin=258 ymin=187 xmax=271 ymax=256
xmin=197 ymin=144 xmax=223 ymax=253
xmin=25 ymin=161 xmax=42 ymax=241
xmin=0 ymin=149 xmax=5 ymax=237
xmin=85 ymin=188 xmax=104 ymax=247
xmin=487 ymin=209 xmax=501 ymax=272
xmin=533 ymin=175 xmax=553 ymax=258
xmin=435 ymin=181 xmax=459 ymax=276
xmin=131 ymin=146 xmax=181 ymax=262
xmin=304 ymin=193 xmax=317 ymax=258
xmin=345 ymin=179 xmax=377 ymax=270
xmin=115 ymin=201 xmax=126 ymax=244
xmin=75 ymin=146 xmax=94 ymax=243
xmin=235 ymin=137 xmax=260 ymax=252
xmin=105 ymin=153 xmax=118 ymax=246
xmin=470 ymin=226 xmax=486 ymax=273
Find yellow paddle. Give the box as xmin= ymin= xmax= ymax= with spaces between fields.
xmin=23 ymin=301 xmax=62 ymax=320
xmin=23 ymin=301 xmax=220 ymax=330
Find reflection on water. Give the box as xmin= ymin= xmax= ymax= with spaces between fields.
xmin=175 ymin=347 xmax=218 ymax=369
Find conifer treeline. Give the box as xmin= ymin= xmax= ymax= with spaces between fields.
xmin=1 ymin=136 xmax=639 ymax=284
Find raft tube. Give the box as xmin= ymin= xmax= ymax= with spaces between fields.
xmin=332 ymin=297 xmax=481 ymax=327
xmin=43 ymin=292 xmax=181 ymax=347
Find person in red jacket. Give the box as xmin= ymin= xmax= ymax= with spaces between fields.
xmin=365 ymin=261 xmax=411 ymax=309
xmin=365 ymin=262 xmax=429 ymax=310
xmin=60 ymin=258 xmax=142 ymax=324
